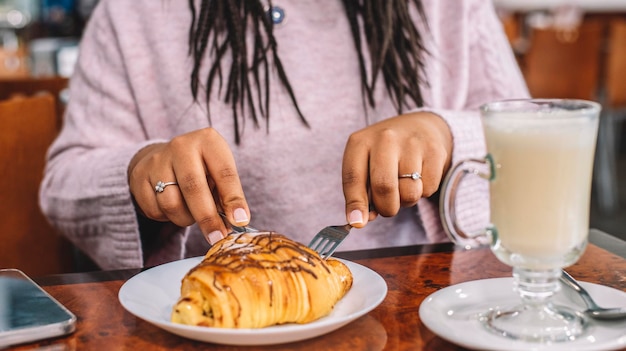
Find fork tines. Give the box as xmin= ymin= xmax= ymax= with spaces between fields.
xmin=307 ymin=224 xmax=352 ymax=260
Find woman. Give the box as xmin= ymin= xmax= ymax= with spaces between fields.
xmin=40 ymin=0 xmax=528 ymax=269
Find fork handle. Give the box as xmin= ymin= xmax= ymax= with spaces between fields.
xmin=218 ymin=212 xmax=259 ymax=233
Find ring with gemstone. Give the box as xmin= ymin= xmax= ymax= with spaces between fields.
xmin=398 ymin=172 xmax=422 ymax=180
xmin=155 ymin=181 xmax=178 ymax=193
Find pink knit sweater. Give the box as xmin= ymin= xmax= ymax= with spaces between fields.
xmin=40 ymin=0 xmax=529 ymax=269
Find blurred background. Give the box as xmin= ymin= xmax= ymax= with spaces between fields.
xmin=1 ymin=0 xmax=625 ymax=276
xmin=1 ymin=0 xmax=97 ymax=78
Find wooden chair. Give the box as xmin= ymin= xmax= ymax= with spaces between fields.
xmin=0 ymin=76 xmax=69 ymax=130
xmin=0 ymin=93 xmax=75 ymax=277
xmin=0 ymin=46 xmax=29 ymax=78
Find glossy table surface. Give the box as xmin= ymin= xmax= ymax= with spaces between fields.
xmin=8 ymin=229 xmax=626 ymax=351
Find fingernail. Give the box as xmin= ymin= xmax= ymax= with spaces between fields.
xmin=206 ymin=230 xmax=224 ymax=245
xmin=233 ymin=208 xmax=249 ymax=224
xmin=348 ymin=210 xmax=363 ymax=225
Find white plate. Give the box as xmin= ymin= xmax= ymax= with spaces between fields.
xmin=419 ymin=277 xmax=626 ymax=351
xmin=118 ymin=257 xmax=387 ymax=346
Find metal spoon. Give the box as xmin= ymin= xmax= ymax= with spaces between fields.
xmin=560 ymin=270 xmax=626 ymax=320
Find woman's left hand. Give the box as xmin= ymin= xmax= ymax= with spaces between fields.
xmin=342 ymin=111 xmax=453 ymax=227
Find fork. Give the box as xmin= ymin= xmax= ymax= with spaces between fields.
xmin=220 ymin=212 xmax=351 ymax=258
xmin=218 ymin=212 xmax=258 ymax=234
xmin=307 ymin=224 xmax=352 ymax=259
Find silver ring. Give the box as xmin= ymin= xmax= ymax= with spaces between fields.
xmin=398 ymin=172 xmax=422 ymax=180
xmin=155 ymin=181 xmax=178 ymax=193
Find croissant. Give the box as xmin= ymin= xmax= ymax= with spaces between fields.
xmin=171 ymin=231 xmax=353 ymax=328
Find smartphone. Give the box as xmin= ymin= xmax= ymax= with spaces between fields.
xmin=0 ymin=269 xmax=76 ymax=348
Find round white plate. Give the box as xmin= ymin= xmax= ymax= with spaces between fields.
xmin=419 ymin=277 xmax=626 ymax=351
xmin=119 ymin=257 xmax=387 ymax=346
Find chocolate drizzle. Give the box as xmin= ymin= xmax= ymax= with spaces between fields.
xmin=173 ymin=231 xmax=352 ymax=328
xmin=191 ymin=232 xmax=330 ymax=278
xmin=186 ymin=232 xmax=331 ymax=325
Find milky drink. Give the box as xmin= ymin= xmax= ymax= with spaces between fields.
xmin=484 ymin=111 xmax=598 ymax=268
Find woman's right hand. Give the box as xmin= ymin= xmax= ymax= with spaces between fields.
xmin=128 ymin=127 xmax=249 ymax=244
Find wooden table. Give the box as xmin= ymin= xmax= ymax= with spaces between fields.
xmin=8 ymin=230 xmax=626 ymax=350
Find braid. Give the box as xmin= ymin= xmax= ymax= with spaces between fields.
xmin=188 ymin=0 xmax=304 ymax=144
xmin=188 ymin=0 xmax=428 ymax=143
xmin=343 ymin=0 xmax=429 ymax=112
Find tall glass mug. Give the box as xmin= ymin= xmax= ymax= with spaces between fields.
xmin=440 ymin=99 xmax=601 ymax=342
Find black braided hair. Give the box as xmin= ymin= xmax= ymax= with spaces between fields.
xmin=188 ymin=0 xmax=428 ymax=143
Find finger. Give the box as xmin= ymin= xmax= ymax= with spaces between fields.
xmin=342 ymin=132 xmax=372 ymax=228
xmin=200 ymin=131 xmax=250 ymax=227
xmin=130 ymin=164 xmax=190 ymax=223
xmin=398 ymin=148 xmax=424 ymax=207
xmin=168 ymin=131 xmax=228 ymax=241
xmin=128 ymin=146 xmax=168 ymax=221
xmin=398 ymin=172 xmax=424 ymax=207
xmin=153 ymin=178 xmax=195 ymax=227
xmin=419 ymin=143 xmax=449 ymax=197
xmin=367 ymin=132 xmax=401 ymax=217
xmin=129 ymin=174 xmax=162 ymax=221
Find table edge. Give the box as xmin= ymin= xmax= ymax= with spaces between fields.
xmin=34 ymin=228 xmax=624 ymax=286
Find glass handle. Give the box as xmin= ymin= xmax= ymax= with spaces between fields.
xmin=439 ymin=156 xmax=494 ymax=249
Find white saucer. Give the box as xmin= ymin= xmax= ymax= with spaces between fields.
xmin=119 ymin=257 xmax=387 ymax=345
xmin=419 ymin=277 xmax=626 ymax=351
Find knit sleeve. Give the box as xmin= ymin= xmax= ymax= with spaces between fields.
xmin=416 ymin=0 xmax=530 ymax=243
xmin=39 ymin=0 xmax=165 ymax=269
